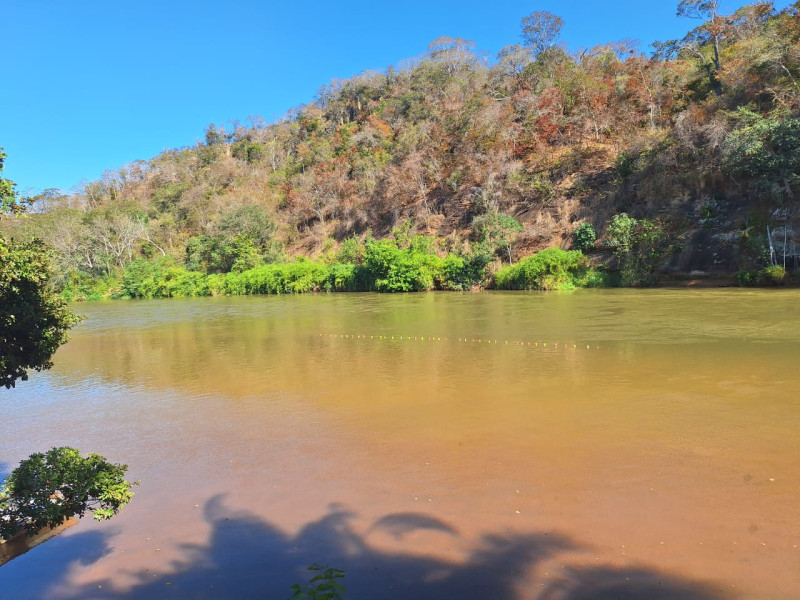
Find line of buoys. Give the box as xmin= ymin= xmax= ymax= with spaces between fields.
xmin=317 ymin=333 xmax=598 ymax=349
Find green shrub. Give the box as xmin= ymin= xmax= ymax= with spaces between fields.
xmin=738 ymin=265 xmax=788 ymax=287
xmin=606 ymin=213 xmax=670 ymax=286
xmin=363 ymin=239 xmax=444 ymax=292
xmin=762 ymin=265 xmax=787 ymax=285
xmin=118 ymin=258 xmax=209 ymax=299
xmin=472 ymin=211 xmax=523 ymax=265
xmin=442 ymin=254 xmax=467 ymax=290
xmin=335 ymin=236 xmax=366 ymax=265
xmin=494 ymin=248 xmax=591 ymax=290
xmin=607 ymin=213 xmax=637 ymax=254
xmin=326 ymin=263 xmax=373 ymax=291
xmin=221 ymin=261 xmax=331 ymax=295
xmin=171 ymin=270 xmax=211 ymax=297
xmin=573 ymin=222 xmax=596 ymax=251
xmin=61 ymin=272 xmax=121 ymax=302
xmin=441 ymin=245 xmax=493 ymax=290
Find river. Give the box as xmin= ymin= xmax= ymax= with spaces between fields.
xmin=1 ymin=290 xmax=798 ymax=599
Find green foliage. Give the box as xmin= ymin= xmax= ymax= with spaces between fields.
xmin=334 ymin=236 xmax=365 ymax=265
xmin=289 ymin=565 xmax=346 ymax=600
xmin=472 ymin=211 xmax=523 ymax=265
xmin=184 ymin=205 xmax=281 ymax=274
xmin=615 ymin=151 xmax=637 ymax=179
xmin=185 ymin=235 xmax=218 ymax=272
xmin=0 ymin=447 xmax=137 ymax=540
xmin=739 ymin=265 xmax=787 ymax=286
xmin=607 ymin=213 xmax=671 ymax=287
xmin=152 ymin=182 xmax=188 ymax=212
xmin=761 ymin=265 xmax=786 ymax=285
xmin=494 ymin=247 xmax=592 ymax=290
xmin=737 ymin=269 xmax=759 ymax=286
xmin=607 ymin=213 xmax=638 ymax=254
xmin=441 ymin=244 xmax=493 ymax=290
xmin=232 ymin=141 xmax=265 ymax=163
xmin=226 ymin=234 xmax=263 ymax=272
xmin=185 ymin=233 xmax=261 ymax=274
xmin=119 ymin=258 xmax=210 ymax=299
xmin=0 ymin=147 xmax=19 ymax=213
xmin=723 ymin=110 xmax=800 ymax=200
xmin=363 ymin=238 xmax=444 ymax=292
xmin=0 ymin=237 xmax=82 ymax=388
xmin=218 ymin=205 xmax=278 ymax=247
xmin=221 ymin=261 xmax=332 ymax=295
xmin=737 ymin=214 xmax=771 ymax=266
xmin=573 ymin=222 xmax=597 ymax=251
xmin=60 ymin=272 xmax=121 ymax=302
xmin=204 ymin=124 xmax=228 ymax=146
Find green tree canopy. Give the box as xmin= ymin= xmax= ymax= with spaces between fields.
xmin=472 ymin=210 xmax=523 ymax=265
xmin=0 ymin=237 xmax=82 ymax=388
xmin=0 ymin=447 xmax=137 ymax=539
xmin=723 ymin=110 xmax=800 ymax=200
xmin=0 ymin=147 xmax=18 ymax=213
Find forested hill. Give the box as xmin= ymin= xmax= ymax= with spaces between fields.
xmin=2 ymin=1 xmax=800 ymax=295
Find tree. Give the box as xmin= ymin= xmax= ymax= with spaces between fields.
xmin=0 ymin=447 xmax=137 ymax=539
xmin=427 ymin=36 xmax=479 ymax=74
xmin=1 ymin=147 xmax=19 ymax=213
xmin=472 ymin=210 xmax=523 ymax=265
xmin=676 ymin=0 xmax=727 ymax=95
xmin=0 ymin=237 xmax=82 ymax=388
xmin=520 ymin=11 xmax=564 ymax=57
xmin=722 ymin=109 xmax=800 ymax=200
xmin=606 ymin=213 xmax=670 ymax=286
xmin=573 ymin=222 xmax=597 ymax=251
xmin=88 ymin=209 xmax=149 ymax=271
xmin=495 ymin=44 xmax=533 ymax=83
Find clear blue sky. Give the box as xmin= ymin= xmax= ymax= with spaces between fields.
xmin=1 ymin=0 xmax=791 ymax=194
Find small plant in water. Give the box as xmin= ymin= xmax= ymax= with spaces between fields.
xmin=289 ymin=564 xmax=346 ymax=600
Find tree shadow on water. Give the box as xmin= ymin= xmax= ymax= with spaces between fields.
xmin=61 ymin=495 xmax=730 ymax=600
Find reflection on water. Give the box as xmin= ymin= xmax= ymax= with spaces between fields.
xmin=1 ymin=290 xmax=799 ymax=599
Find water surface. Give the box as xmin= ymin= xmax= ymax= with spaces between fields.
xmin=1 ymin=290 xmax=798 ymax=599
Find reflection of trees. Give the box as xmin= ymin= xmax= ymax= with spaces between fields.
xmin=6 ymin=495 xmax=727 ymax=600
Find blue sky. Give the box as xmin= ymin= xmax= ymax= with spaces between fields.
xmin=1 ymin=0 xmax=792 ymax=194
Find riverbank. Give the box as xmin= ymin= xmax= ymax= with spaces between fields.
xmin=60 ymin=247 xmax=609 ymax=301
xmin=60 ymin=257 xmax=794 ymax=302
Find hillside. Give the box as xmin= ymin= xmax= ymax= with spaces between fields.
xmin=2 ymin=1 xmax=799 ymax=295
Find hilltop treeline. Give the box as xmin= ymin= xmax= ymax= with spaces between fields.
xmin=2 ymin=1 xmax=799 ymax=296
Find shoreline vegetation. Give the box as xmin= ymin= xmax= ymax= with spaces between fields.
xmin=63 ymin=246 xmax=609 ymax=301
xmin=61 ymin=234 xmax=792 ymax=302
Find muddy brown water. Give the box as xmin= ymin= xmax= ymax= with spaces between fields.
xmin=1 ymin=290 xmax=798 ymax=599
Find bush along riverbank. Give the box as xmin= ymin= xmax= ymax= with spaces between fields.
xmin=61 ymin=235 xmax=609 ymax=301
xmin=61 ymin=249 xmax=605 ymax=300
xmin=59 ymin=215 xmax=796 ymax=301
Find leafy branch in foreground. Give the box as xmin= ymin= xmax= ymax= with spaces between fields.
xmin=289 ymin=564 xmax=346 ymax=600
xmin=0 ymin=447 xmax=138 ymax=540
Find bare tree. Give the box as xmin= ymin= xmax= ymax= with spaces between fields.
xmin=520 ymin=11 xmax=564 ymax=57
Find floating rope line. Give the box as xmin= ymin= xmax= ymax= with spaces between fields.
xmin=316 ymin=333 xmax=599 ymax=349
